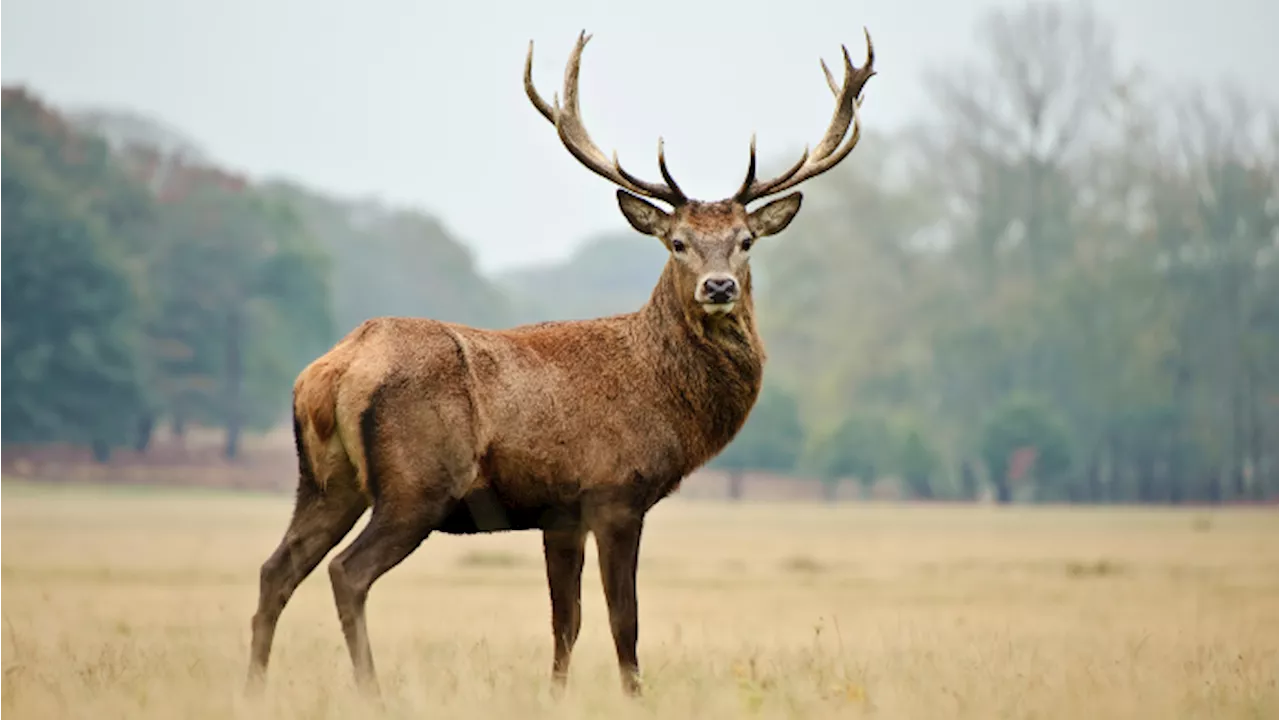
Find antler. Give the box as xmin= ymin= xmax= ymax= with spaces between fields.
xmin=733 ymin=28 xmax=877 ymax=205
xmin=525 ymin=31 xmax=688 ymax=207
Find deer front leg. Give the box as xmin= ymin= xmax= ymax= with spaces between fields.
xmin=593 ymin=513 xmax=644 ymax=696
xmin=543 ymin=528 xmax=586 ymax=690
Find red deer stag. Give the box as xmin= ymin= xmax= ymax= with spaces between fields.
xmin=246 ymin=28 xmax=876 ymax=698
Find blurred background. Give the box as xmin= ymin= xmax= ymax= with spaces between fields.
xmin=2 ymin=0 xmax=1277 ymax=505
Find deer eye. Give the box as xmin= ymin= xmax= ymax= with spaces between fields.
xmin=671 ymin=239 xmax=686 ymax=253
xmin=741 ymin=237 xmax=754 ymax=251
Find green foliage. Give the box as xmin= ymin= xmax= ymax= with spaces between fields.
xmin=1 ymin=133 xmax=149 ymax=446
xmin=1 ymin=87 xmax=516 ymax=460
xmin=979 ymin=396 xmax=1073 ymax=502
xmin=806 ymin=413 xmax=894 ymax=494
xmin=102 ymin=158 xmax=338 ymax=458
xmin=894 ymin=421 xmax=941 ymax=500
xmin=2 ymin=89 xmax=337 ymax=457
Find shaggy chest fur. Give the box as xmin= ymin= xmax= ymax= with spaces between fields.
xmin=657 ymin=314 xmax=765 ymax=470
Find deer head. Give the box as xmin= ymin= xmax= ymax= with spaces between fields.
xmin=525 ymin=30 xmax=876 ymax=316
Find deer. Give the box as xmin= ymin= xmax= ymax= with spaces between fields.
xmin=245 ymin=28 xmax=876 ymax=699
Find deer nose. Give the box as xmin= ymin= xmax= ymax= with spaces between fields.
xmin=702 ymin=276 xmax=739 ymax=304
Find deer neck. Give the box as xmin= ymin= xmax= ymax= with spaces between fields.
xmin=636 ymin=260 xmax=766 ymax=466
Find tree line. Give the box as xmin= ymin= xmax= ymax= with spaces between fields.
xmin=1 ymin=88 xmax=508 ymax=460
xmin=713 ymin=2 xmax=1277 ymax=503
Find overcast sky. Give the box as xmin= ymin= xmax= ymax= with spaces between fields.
xmin=3 ymin=0 xmax=1276 ymax=273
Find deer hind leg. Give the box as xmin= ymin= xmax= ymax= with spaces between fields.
xmin=327 ymin=388 xmax=476 ymax=698
xmin=327 ymin=499 xmax=447 ymax=698
xmin=247 ymin=469 xmax=367 ymax=693
xmin=543 ymin=528 xmax=587 ymax=690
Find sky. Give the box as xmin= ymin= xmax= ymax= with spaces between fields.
xmin=3 ymin=0 xmax=1277 ymax=274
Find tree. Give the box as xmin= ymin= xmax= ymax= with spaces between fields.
xmin=894 ymin=422 xmax=941 ymax=500
xmin=139 ymin=168 xmax=333 ymax=458
xmin=806 ymin=413 xmax=893 ymax=502
xmin=919 ymin=0 xmax=1120 ymax=279
xmin=979 ymin=395 xmax=1073 ymax=503
xmin=1 ymin=89 xmax=517 ymax=465
xmin=1146 ymin=87 xmax=1278 ymax=501
xmin=744 ymin=2 xmax=1277 ymax=507
xmin=1 ymin=115 xmax=150 ymax=454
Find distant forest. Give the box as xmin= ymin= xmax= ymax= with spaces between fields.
xmin=3 ymin=2 xmax=1276 ymax=503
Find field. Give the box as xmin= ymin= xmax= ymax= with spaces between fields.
xmin=1 ymin=479 xmax=1276 ymax=719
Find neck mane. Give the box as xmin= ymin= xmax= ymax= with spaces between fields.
xmin=634 ymin=259 xmax=766 ymax=468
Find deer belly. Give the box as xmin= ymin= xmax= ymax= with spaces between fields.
xmin=437 ymin=487 xmax=580 ymax=535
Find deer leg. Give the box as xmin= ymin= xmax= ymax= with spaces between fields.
xmin=543 ymin=528 xmax=587 ymax=690
xmin=594 ymin=514 xmax=645 ymax=696
xmin=247 ymin=477 xmax=367 ymax=694
xmin=327 ymin=498 xmax=448 ymax=697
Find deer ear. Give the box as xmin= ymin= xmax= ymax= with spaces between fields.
xmin=747 ymin=192 xmax=803 ymax=237
xmin=617 ymin=190 xmax=672 ymax=238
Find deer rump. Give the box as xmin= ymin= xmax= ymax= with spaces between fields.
xmin=293 ymin=316 xmax=699 ymax=536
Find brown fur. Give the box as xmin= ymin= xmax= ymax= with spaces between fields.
xmin=246 ymin=29 xmax=875 ymax=700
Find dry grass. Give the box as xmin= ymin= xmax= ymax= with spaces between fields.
xmin=1 ymin=479 xmax=1275 ymax=719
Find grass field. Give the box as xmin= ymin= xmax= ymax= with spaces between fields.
xmin=1 ymin=479 xmax=1275 ymax=719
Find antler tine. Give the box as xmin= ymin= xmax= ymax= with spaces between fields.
xmin=733 ymin=136 xmax=812 ymax=204
xmin=524 ymin=40 xmax=556 ymax=124
xmin=525 ymin=31 xmax=687 ymax=206
xmin=614 ymin=137 xmax=687 ymax=203
xmin=656 ymin=137 xmax=683 ymax=196
xmin=734 ymin=133 xmax=758 ymax=200
xmin=734 ymin=27 xmax=876 ymax=205
xmin=821 ymin=58 xmax=840 ymax=97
